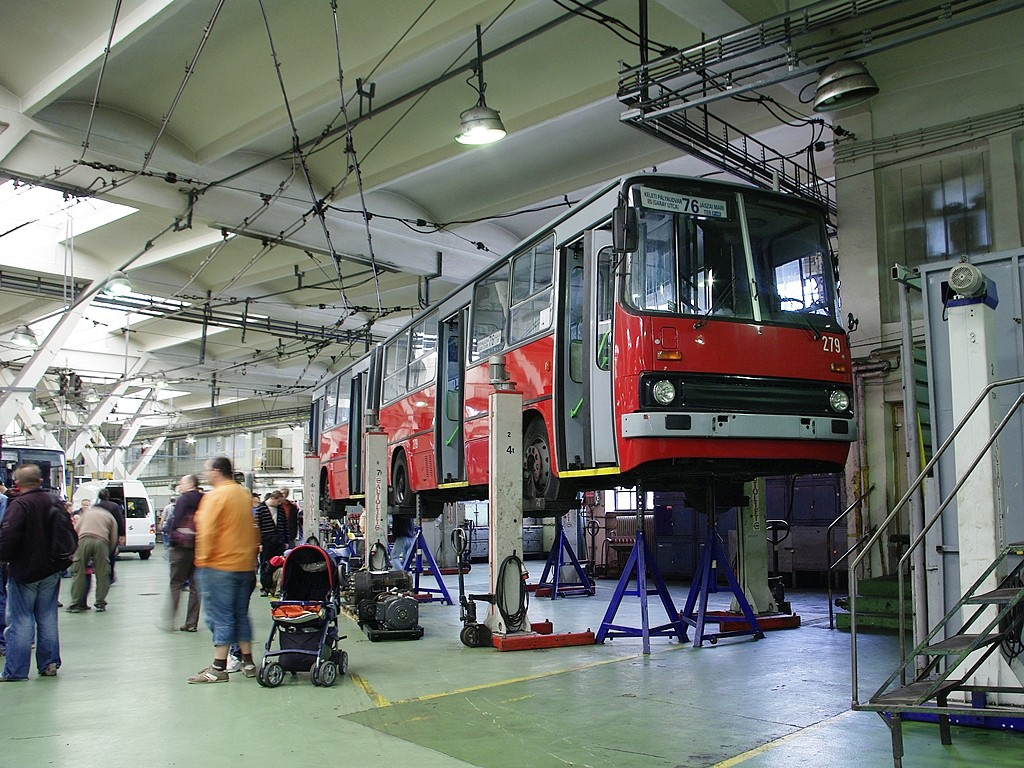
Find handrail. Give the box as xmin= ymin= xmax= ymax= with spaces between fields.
xmin=826 ymin=485 xmax=874 ymax=630
xmin=894 ymin=388 xmax=1024 ymax=680
xmin=850 ymin=374 xmax=1024 ymax=706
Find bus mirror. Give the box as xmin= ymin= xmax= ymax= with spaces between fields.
xmin=613 ymin=206 xmax=638 ymax=253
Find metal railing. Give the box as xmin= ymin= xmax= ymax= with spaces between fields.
xmin=825 ymin=485 xmax=874 ymax=629
xmin=850 ymin=374 xmax=1024 ymax=705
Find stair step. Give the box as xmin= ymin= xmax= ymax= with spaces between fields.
xmin=965 ymin=588 xmax=1023 ymax=605
xmin=835 ymin=611 xmax=912 ymax=633
xmin=873 ymin=679 xmax=957 ymax=706
xmin=922 ymin=633 xmax=1003 ymax=655
xmin=857 ymin=576 xmax=901 ymax=598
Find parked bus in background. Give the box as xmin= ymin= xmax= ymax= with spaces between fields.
xmin=310 ymin=174 xmax=855 ymax=518
xmin=1 ymin=444 xmax=67 ymax=497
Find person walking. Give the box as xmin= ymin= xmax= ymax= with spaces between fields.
xmin=66 ymin=502 xmax=118 ymax=613
xmin=166 ymin=475 xmax=202 ymax=632
xmin=278 ymin=488 xmax=299 ymax=548
xmin=255 ymin=492 xmax=287 ymax=597
xmin=0 ymin=464 xmax=77 ymax=681
xmin=0 ymin=483 xmax=9 ymax=658
xmin=188 ymin=456 xmax=259 ymax=683
xmin=95 ymin=488 xmax=125 ymax=583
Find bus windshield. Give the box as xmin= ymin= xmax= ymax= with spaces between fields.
xmin=626 ymin=185 xmax=840 ymax=330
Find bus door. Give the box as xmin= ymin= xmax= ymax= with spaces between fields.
xmin=587 ymin=236 xmax=617 ymax=465
xmin=557 ymin=239 xmax=590 ymax=471
xmin=437 ymin=308 xmax=466 ymax=484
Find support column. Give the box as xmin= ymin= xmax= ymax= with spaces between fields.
xmin=731 ymin=478 xmax=776 ymax=614
xmin=484 ymin=355 xmax=528 ymax=635
xmin=363 ymin=421 xmax=389 ymax=570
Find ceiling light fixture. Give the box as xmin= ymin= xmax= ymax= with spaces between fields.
xmin=455 ymin=25 xmax=506 ymax=145
xmin=812 ymin=59 xmax=879 ymax=112
xmin=10 ymin=324 xmax=39 ymax=349
xmin=103 ymin=270 xmax=133 ymax=296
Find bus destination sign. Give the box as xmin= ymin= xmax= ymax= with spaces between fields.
xmin=639 ymin=187 xmax=728 ymax=219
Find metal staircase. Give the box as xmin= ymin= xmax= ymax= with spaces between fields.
xmin=848 ymin=375 xmax=1024 ymax=767
xmin=859 ymin=544 xmax=1024 ymax=766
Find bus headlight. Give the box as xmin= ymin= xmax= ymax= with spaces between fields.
xmin=651 ymin=379 xmax=676 ymax=406
xmin=829 ymin=389 xmax=851 ymax=413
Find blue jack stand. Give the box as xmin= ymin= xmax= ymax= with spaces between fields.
xmin=535 ymin=511 xmax=595 ymax=598
xmin=595 ymin=489 xmax=688 ymax=654
xmin=680 ymin=510 xmax=764 ymax=647
xmin=400 ymin=526 xmax=453 ymax=605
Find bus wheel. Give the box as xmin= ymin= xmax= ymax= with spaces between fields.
xmin=389 ymin=452 xmax=413 ymax=511
xmin=523 ymin=419 xmax=559 ymax=500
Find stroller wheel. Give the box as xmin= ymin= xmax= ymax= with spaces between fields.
xmin=258 ymin=661 xmax=284 ymax=688
xmin=332 ymin=649 xmax=349 ymax=675
xmin=314 ymin=660 xmax=338 ymax=687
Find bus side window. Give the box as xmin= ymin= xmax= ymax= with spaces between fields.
xmin=382 ymin=333 xmax=411 ymax=401
xmin=470 ymin=265 xmax=510 ymax=362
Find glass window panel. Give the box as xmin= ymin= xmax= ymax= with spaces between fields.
xmin=470 ymin=265 xmax=510 ymax=362
xmin=382 ymin=334 xmax=411 ymax=401
xmin=409 ymin=319 xmax=438 ymax=390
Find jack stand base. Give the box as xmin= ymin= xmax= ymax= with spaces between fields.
xmin=491 ymin=629 xmax=596 ymax=651
xmin=702 ymin=611 xmax=801 ymax=633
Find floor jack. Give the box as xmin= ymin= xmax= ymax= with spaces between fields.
xmin=453 ymin=527 xmax=492 ymax=648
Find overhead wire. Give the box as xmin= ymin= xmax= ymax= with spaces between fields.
xmin=257 ymin=0 xmax=351 ymax=313
xmin=330 ymin=0 xmax=382 ymax=314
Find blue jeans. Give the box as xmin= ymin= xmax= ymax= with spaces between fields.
xmin=390 ymin=535 xmax=415 ymax=570
xmin=197 ymin=568 xmax=256 ymax=647
xmin=0 ymin=564 xmax=7 ymax=653
xmin=2 ymin=572 xmax=61 ymax=680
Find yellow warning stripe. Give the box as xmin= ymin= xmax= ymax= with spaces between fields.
xmin=557 ymin=467 xmax=620 ymax=479
xmin=390 ymin=653 xmax=639 ymax=706
xmin=436 ymin=481 xmax=470 ymax=489
xmin=709 ymin=709 xmax=858 ymax=767
xmin=349 ymin=672 xmax=390 ymax=707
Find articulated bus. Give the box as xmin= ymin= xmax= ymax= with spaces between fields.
xmin=310 ymin=174 xmax=855 ymax=518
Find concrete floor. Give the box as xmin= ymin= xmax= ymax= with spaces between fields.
xmin=1 ymin=551 xmax=1021 ymax=768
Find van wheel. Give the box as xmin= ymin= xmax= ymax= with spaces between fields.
xmin=139 ymin=551 xmax=151 ymax=560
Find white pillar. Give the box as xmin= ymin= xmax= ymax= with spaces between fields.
xmin=947 ymin=285 xmax=1010 ymax=693
xmin=363 ymin=426 xmax=389 ymax=569
xmin=731 ymin=478 xmax=777 ymax=614
xmin=485 ymin=356 xmax=530 ymax=635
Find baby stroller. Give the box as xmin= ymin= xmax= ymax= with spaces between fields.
xmin=257 ymin=544 xmax=348 ymax=688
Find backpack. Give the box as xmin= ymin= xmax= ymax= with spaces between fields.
xmin=49 ymin=496 xmax=79 ymax=571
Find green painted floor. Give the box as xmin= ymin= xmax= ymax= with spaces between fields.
xmin=2 ymin=552 xmax=1021 ymax=768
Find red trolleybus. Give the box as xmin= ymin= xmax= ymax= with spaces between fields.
xmin=310 ymin=174 xmax=855 ymax=517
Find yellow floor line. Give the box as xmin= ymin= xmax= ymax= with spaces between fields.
xmin=391 ymin=653 xmax=641 ymax=706
xmin=349 ymin=672 xmax=390 ymax=707
xmin=710 ymin=709 xmax=858 ymax=768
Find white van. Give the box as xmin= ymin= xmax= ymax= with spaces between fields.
xmin=73 ymin=480 xmax=157 ymax=559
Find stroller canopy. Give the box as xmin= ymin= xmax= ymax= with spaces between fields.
xmin=280 ymin=545 xmax=337 ymax=602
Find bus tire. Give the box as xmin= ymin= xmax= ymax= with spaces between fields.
xmin=523 ymin=418 xmax=559 ymax=501
xmin=389 ymin=451 xmax=413 ymax=512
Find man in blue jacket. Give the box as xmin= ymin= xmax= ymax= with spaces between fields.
xmin=0 ymin=464 xmax=73 ymax=681
xmin=0 ymin=481 xmax=8 ymax=658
